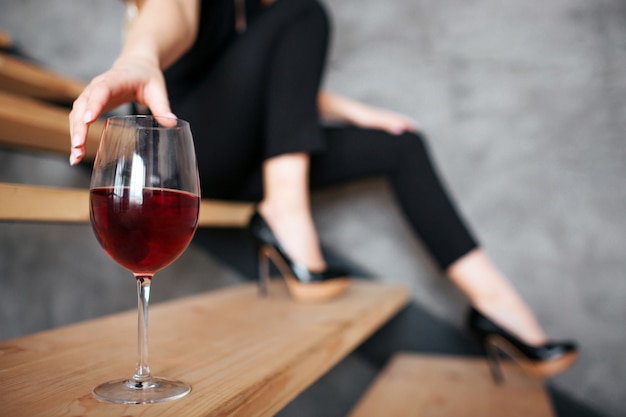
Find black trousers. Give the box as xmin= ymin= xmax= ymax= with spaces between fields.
xmin=167 ymin=0 xmax=477 ymax=269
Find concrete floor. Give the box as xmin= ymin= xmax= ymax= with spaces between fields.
xmin=0 ymin=0 xmax=624 ymax=416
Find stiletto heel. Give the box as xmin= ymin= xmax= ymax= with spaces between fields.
xmin=467 ymin=306 xmax=578 ymax=382
xmin=257 ymin=247 xmax=270 ymax=297
xmin=484 ymin=340 xmax=504 ymax=384
xmin=248 ymin=211 xmax=350 ymax=303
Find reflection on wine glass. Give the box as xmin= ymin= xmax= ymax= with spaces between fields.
xmin=89 ymin=115 xmax=200 ymax=404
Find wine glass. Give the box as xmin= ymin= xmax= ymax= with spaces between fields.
xmin=89 ymin=115 xmax=200 ymax=404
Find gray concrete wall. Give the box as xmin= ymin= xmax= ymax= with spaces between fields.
xmin=0 ymin=1 xmax=624 ymax=416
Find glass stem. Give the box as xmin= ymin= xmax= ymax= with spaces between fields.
xmin=133 ymin=275 xmax=153 ymax=382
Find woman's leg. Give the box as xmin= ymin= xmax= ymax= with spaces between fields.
xmin=310 ymin=127 xmax=477 ymax=269
xmin=171 ymin=1 xmax=331 ymax=271
xmin=309 ymin=126 xmax=547 ymax=343
xmin=447 ymin=250 xmax=546 ymax=344
xmin=254 ymin=0 xmax=330 ymax=271
xmin=258 ymin=153 xmax=327 ymax=272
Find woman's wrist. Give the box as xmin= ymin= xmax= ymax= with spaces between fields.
xmin=318 ymin=91 xmax=361 ymax=124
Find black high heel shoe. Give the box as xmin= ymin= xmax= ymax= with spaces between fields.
xmin=248 ymin=211 xmax=351 ymax=303
xmin=467 ymin=306 xmax=578 ymax=383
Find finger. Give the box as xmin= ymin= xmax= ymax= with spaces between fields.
xmin=391 ymin=115 xmax=421 ymax=135
xmin=83 ymin=79 xmax=113 ymax=123
xmin=69 ymin=79 xmax=112 ymax=165
xmin=385 ymin=119 xmax=419 ymax=136
xmin=405 ymin=117 xmax=421 ymax=132
xmin=388 ymin=126 xmax=406 ymax=135
xmin=69 ymin=94 xmax=90 ymax=165
xmin=142 ymin=81 xmax=177 ymax=127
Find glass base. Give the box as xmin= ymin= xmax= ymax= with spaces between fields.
xmin=92 ymin=377 xmax=191 ymax=404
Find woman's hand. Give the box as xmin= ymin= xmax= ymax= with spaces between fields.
xmin=346 ymin=103 xmax=419 ymax=135
xmin=318 ymin=90 xmax=419 ymax=135
xmin=68 ymin=0 xmax=199 ymax=165
xmin=68 ymin=55 xmax=174 ymax=165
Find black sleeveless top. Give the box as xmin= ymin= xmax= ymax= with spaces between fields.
xmin=165 ymin=0 xmax=263 ymax=98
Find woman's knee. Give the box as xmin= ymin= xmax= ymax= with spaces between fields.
xmin=300 ymin=0 xmax=331 ymax=39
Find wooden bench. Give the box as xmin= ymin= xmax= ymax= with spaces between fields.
xmin=348 ymin=353 xmax=556 ymax=417
xmin=0 ymin=182 xmax=253 ymax=227
xmin=0 ymin=281 xmax=409 ymax=416
xmin=0 ymin=52 xmax=85 ymax=105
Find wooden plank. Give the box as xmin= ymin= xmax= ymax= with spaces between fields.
xmin=0 ymin=52 xmax=86 ymax=104
xmin=0 ymin=281 xmax=409 ymax=417
xmin=0 ymin=90 xmax=102 ymax=160
xmin=0 ymin=182 xmax=254 ymax=227
xmin=0 ymin=183 xmax=91 ymax=223
xmin=348 ymin=353 xmax=555 ymax=417
xmin=197 ymin=196 xmax=254 ymax=227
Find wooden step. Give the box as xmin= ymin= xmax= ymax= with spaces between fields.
xmin=348 ymin=353 xmax=555 ymax=417
xmin=0 ymin=182 xmax=254 ymax=227
xmin=0 ymin=52 xmax=86 ymax=104
xmin=0 ymin=90 xmax=102 ymax=159
xmin=0 ymin=280 xmax=409 ymax=417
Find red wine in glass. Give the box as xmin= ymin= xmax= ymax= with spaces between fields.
xmin=89 ymin=115 xmax=200 ymax=404
xmin=90 ymin=187 xmax=199 ymax=275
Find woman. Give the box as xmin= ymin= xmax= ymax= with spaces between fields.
xmin=69 ymin=0 xmax=577 ymax=380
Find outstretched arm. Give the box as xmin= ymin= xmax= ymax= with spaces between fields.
xmin=317 ymin=90 xmax=419 ymax=135
xmin=69 ymin=0 xmax=199 ymax=165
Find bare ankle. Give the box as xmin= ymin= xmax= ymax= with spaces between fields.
xmin=255 ymin=203 xmax=327 ymax=272
xmin=447 ymin=249 xmax=548 ymax=345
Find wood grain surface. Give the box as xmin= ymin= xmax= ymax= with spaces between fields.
xmin=0 ymin=281 xmax=408 ymax=417
xmin=348 ymin=353 xmax=555 ymax=417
